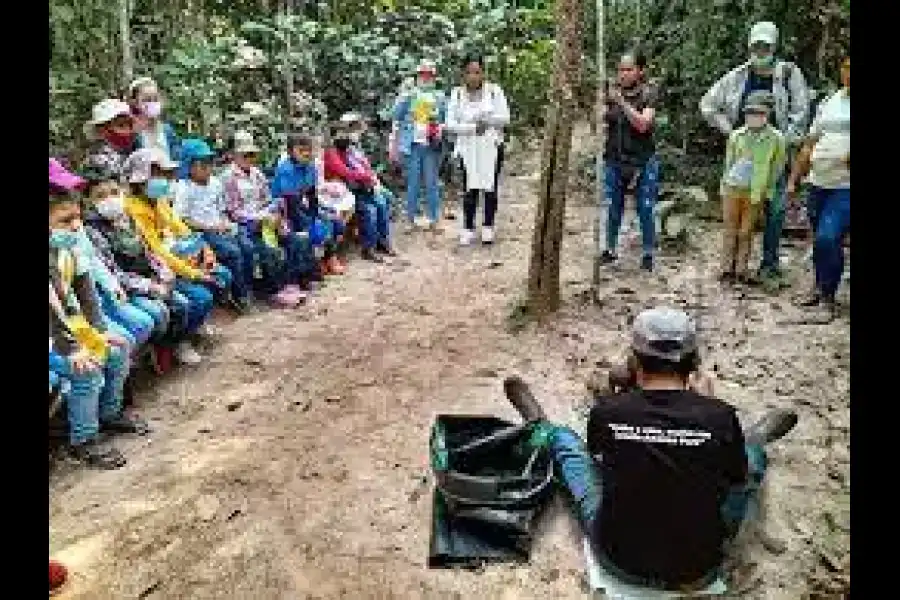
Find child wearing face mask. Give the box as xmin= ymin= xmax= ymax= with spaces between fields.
xmin=83 ymin=99 xmax=137 ymax=181
xmin=49 ymin=159 xmax=148 ymax=470
xmin=122 ymin=149 xmax=222 ymax=356
xmin=719 ymin=90 xmax=786 ymax=284
xmin=129 ymin=76 xmax=181 ymax=163
xmin=83 ymin=176 xmax=199 ymax=368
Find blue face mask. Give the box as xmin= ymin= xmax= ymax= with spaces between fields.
xmin=49 ymin=229 xmax=79 ymax=250
xmin=147 ymin=177 xmax=170 ymax=200
xmin=751 ymin=54 xmax=776 ymax=69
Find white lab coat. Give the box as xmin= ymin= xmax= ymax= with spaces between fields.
xmin=445 ymin=83 xmax=511 ymax=192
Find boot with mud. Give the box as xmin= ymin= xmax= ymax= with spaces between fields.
xmin=744 ymin=408 xmax=799 ymax=446
xmin=69 ymin=439 xmax=126 ymax=470
xmin=361 ymin=247 xmax=384 ymax=263
xmin=502 ymin=376 xmax=547 ymax=422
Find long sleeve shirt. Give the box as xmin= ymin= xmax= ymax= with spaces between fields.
xmin=49 ymin=247 xmax=107 ymax=356
xmin=173 ymin=177 xmax=232 ymax=231
xmin=721 ymin=124 xmax=786 ymax=205
xmin=125 ymin=196 xmax=206 ymax=280
xmin=221 ymin=163 xmax=279 ymax=226
xmin=323 ymin=148 xmax=373 ymax=186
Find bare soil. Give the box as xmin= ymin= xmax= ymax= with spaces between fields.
xmin=50 ymin=128 xmax=849 ymax=599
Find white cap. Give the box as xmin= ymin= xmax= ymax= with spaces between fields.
xmin=749 ymin=21 xmax=778 ymax=47
xmin=232 ymin=130 xmax=261 ymax=154
xmin=339 ymin=112 xmax=363 ymax=124
xmin=83 ymin=99 xmax=132 ymax=139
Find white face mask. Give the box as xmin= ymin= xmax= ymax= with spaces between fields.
xmin=349 ymin=131 xmax=361 ymax=144
xmin=96 ymin=194 xmax=126 ymax=220
xmin=745 ymin=113 xmax=767 ymax=129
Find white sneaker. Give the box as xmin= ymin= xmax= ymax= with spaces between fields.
xmin=459 ymin=229 xmax=476 ymax=246
xmin=481 ymin=226 xmax=495 ymax=244
xmin=175 ymin=341 xmax=203 ymax=365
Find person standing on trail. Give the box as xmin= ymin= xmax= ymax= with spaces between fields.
xmin=505 ymin=307 xmax=799 ymax=591
xmin=128 ymin=76 xmax=181 ymax=163
xmin=598 ymin=51 xmax=661 ymax=272
xmin=718 ymin=91 xmax=786 ymax=284
xmin=445 ymin=55 xmax=511 ymax=247
xmin=788 ymin=56 xmax=850 ymax=319
xmin=700 ymin=21 xmax=810 ymax=285
xmin=393 ymin=59 xmax=448 ymax=233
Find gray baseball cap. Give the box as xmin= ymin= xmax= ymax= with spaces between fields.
xmin=631 ymin=307 xmax=698 ymax=362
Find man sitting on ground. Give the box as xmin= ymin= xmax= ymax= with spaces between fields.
xmin=508 ymin=307 xmax=798 ymax=591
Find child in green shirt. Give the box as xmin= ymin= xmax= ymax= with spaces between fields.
xmin=719 ymin=90 xmax=786 ymax=283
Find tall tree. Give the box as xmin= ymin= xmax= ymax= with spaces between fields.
xmin=526 ymin=0 xmax=584 ymax=315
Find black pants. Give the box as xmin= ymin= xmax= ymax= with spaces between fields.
xmin=461 ymin=144 xmax=505 ymax=230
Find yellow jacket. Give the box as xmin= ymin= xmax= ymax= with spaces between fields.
xmin=124 ymin=196 xmax=205 ymax=280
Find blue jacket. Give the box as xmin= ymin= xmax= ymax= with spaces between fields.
xmin=134 ymin=122 xmax=181 ymax=162
xmin=271 ymin=158 xmax=319 ymax=234
xmin=393 ymin=90 xmax=448 ymax=157
xmin=271 ymin=158 xmax=317 ymax=199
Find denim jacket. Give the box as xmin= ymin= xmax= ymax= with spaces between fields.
xmin=392 ymin=89 xmax=448 ymax=157
xmin=134 ymin=121 xmax=181 ymax=162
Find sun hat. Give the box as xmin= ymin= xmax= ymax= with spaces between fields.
xmin=83 ymin=99 xmax=132 ymax=140
xmin=743 ymin=90 xmax=775 ymax=113
xmin=631 ymin=307 xmax=698 ymax=362
xmin=49 ymin=158 xmax=87 ymax=192
xmin=749 ymin=21 xmax=778 ymax=47
xmin=232 ymin=130 xmax=261 ymax=155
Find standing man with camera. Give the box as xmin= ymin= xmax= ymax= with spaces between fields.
xmin=701 ymin=21 xmax=811 ymax=286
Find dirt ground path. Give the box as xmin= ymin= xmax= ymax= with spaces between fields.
xmin=50 ymin=129 xmax=850 ymax=600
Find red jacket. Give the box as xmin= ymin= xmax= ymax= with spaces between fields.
xmin=322 ymin=148 xmax=374 ymax=186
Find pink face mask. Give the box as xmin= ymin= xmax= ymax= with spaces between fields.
xmin=142 ymin=101 xmax=162 ymax=119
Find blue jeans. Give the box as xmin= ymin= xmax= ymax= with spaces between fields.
xmin=98 ymin=288 xmax=154 ymax=348
xmin=173 ymin=279 xmax=215 ymax=334
xmin=239 ymin=228 xmax=287 ymax=295
xmin=129 ymin=295 xmax=170 ymax=339
xmin=809 ymin=186 xmax=851 ymax=299
xmin=202 ymin=232 xmax=251 ymax=300
xmin=806 ymin=186 xmax=826 ymax=232
xmin=547 ymin=424 xmax=767 ymax=540
xmin=760 ymin=171 xmax=788 ymax=274
xmin=405 ymin=143 xmax=442 ymax=223
xmin=282 ymin=232 xmax=316 ymax=284
xmin=605 ymin=157 xmax=661 ymax=257
xmin=356 ymin=191 xmax=392 ymax=249
xmin=60 ymin=344 xmax=129 ymax=446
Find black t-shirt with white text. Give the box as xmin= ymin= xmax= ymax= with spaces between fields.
xmin=586 ymin=389 xmax=748 ymax=588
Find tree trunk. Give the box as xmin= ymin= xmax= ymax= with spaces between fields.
xmin=118 ymin=0 xmax=134 ymax=90
xmin=282 ymin=0 xmax=295 ymax=133
xmin=526 ymin=0 xmax=583 ymax=316
xmin=591 ymin=0 xmax=606 ymax=286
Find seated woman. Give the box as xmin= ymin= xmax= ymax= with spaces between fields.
xmin=83 ymin=175 xmax=200 ymax=367
xmin=271 ymin=134 xmax=347 ymax=276
xmin=324 ymin=113 xmax=395 ymax=261
xmin=128 ymin=76 xmax=180 ymax=163
xmin=122 ymin=149 xmax=222 ymax=355
xmin=49 ymin=161 xmax=149 ymax=469
xmin=221 ymin=131 xmax=305 ymax=307
xmin=173 ymin=139 xmax=253 ymax=312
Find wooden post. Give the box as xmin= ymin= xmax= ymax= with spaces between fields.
xmin=591 ymin=0 xmax=606 ymax=286
xmin=118 ymin=0 xmax=134 ymax=90
xmin=526 ymin=0 xmax=584 ymax=316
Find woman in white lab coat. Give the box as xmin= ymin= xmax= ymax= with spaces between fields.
xmin=445 ymin=55 xmax=511 ymax=246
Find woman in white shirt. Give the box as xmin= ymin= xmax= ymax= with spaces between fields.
xmin=445 ymin=55 xmax=511 ymax=246
xmin=788 ymin=55 xmax=850 ymax=317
